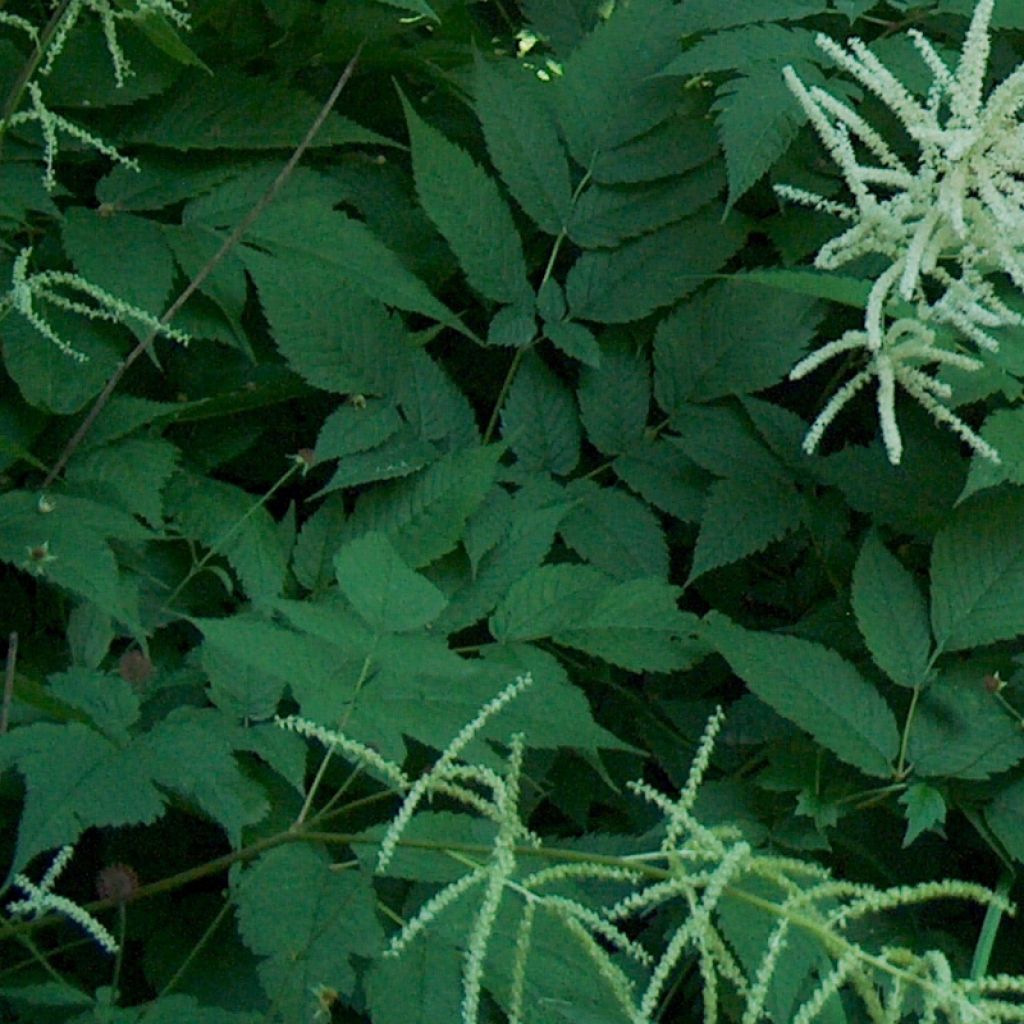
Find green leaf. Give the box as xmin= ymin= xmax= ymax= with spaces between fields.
xmin=667 ymin=403 xmax=789 ymax=480
xmin=908 ymin=660 xmax=1024 ymax=780
xmin=0 ymin=722 xmax=165 ymax=882
xmin=164 ymin=472 xmax=289 ymax=602
xmin=591 ymin=111 xmax=720 ymax=185
xmin=252 ymin=262 xmax=407 ymax=396
xmin=899 ymin=783 xmax=946 ymax=847
xmin=490 ymin=563 xmax=609 ymax=643
xmin=687 ymin=475 xmax=805 ymax=583
xmin=714 ymin=64 xmax=817 ymax=208
xmin=560 ymin=484 xmax=669 ymax=581
xmin=47 ymin=669 xmax=139 ymax=741
xmin=292 ymin=496 xmax=348 ymax=592
xmin=234 ymin=844 xmax=383 ymax=1012
xmin=372 ymin=0 xmax=439 ymax=20
xmin=62 ymin=209 xmax=175 ymax=324
xmin=501 ymin=353 xmax=581 ymax=476
xmin=852 ymin=532 xmax=932 ymax=689
xmin=653 ymin=280 xmax=820 ymax=407
xmin=521 ymin=0 xmax=603 ymax=54
xmin=127 ymin=68 xmax=391 ymax=149
xmin=986 ymin=778 xmax=1024 ymax=865
xmin=567 ymin=162 xmax=725 ymax=248
xmin=554 ymin=578 xmax=708 ymax=672
xmin=662 ymin=25 xmax=822 ymax=75
xmin=555 ymin=0 xmax=688 ymax=164
xmin=401 ymin=92 xmax=532 ymax=305
xmin=3 ymin=305 xmax=123 ymax=414
xmin=613 ymin=439 xmax=710 ymax=523
xmin=567 ymin=210 xmax=748 ymax=323
xmin=704 ymin=613 xmax=900 ymax=777
xmin=0 ymin=491 xmax=143 ymax=631
xmin=240 ymin=199 xmax=469 ymax=336
xmin=543 ymin=320 xmax=602 ymax=367
xmin=474 ymin=54 xmax=572 ymax=234
xmin=334 ymin=532 xmax=447 ymax=632
xmin=145 ymin=708 xmax=269 ymax=845
xmin=961 ymin=407 xmax=1024 ymax=502
xmin=341 ymin=445 xmax=503 ymax=568
xmin=930 ymin=489 xmax=1024 ymax=653
xmin=65 ymin=437 xmax=179 ymax=527
xmin=195 ymin=611 xmax=371 ymax=724
xmin=677 ymin=0 xmax=825 ymax=33
xmin=577 ymin=334 xmax=651 ymax=455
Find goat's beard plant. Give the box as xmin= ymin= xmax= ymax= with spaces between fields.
xmin=778 ymin=0 xmax=1024 ymax=465
xmin=280 ymin=680 xmax=1024 ymax=1024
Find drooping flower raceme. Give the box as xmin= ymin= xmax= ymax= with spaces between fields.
xmin=778 ymin=0 xmax=1024 ymax=464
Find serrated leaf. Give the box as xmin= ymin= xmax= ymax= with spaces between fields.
xmin=654 ymin=280 xmax=820 ymax=407
xmin=577 ymin=335 xmax=651 ymax=455
xmin=501 ymin=353 xmax=581 ymax=476
xmin=292 ymin=496 xmax=348 ymax=592
xmin=986 ymin=778 xmax=1024 ymax=866
xmin=490 ymin=563 xmax=609 ymax=643
xmin=555 ymin=0 xmax=688 ymax=163
xmin=714 ymin=64 xmax=815 ymax=207
xmin=592 ymin=113 xmax=721 ymax=185
xmin=543 ymin=320 xmax=602 ymax=367
xmin=47 ymin=669 xmax=139 ymax=740
xmin=474 ymin=54 xmax=572 ymax=234
xmin=677 ymin=0 xmax=825 ymax=33
xmin=341 ymin=445 xmax=503 ymax=568
xmin=65 ymin=437 xmax=179 ymax=527
xmin=145 ymin=708 xmax=269 ymax=844
xmin=126 ymin=68 xmax=390 ymax=150
xmin=0 ymin=491 xmax=142 ymax=631
xmin=165 ymin=472 xmax=288 ymax=601
xmin=663 ymin=24 xmax=822 ymax=75
xmin=334 ymin=532 xmax=447 ymax=632
xmin=567 ymin=210 xmax=747 ymax=323
xmin=0 ymin=722 xmax=165 ymax=883
xmin=961 ymin=408 xmax=1024 ymax=502
xmin=666 ymin=403 xmax=788 ymax=480
xmin=852 ymin=532 xmax=932 ymax=689
xmin=521 ymin=0 xmax=602 ymax=54
xmin=62 ymin=209 xmax=175 ymax=324
xmin=568 ymin=162 xmax=725 ymax=248
xmin=614 ymin=439 xmax=710 ymax=523
xmin=930 ymin=489 xmax=1024 ymax=653
xmin=909 ymin=662 xmax=1024 ymax=779
xmin=704 ymin=613 xmax=900 ymax=777
xmin=234 ymin=844 xmax=382 ymax=1012
xmin=401 ymin=92 xmax=531 ymax=305
xmin=554 ymin=578 xmax=708 ymax=672
xmin=239 ymin=201 xmax=469 ymax=336
xmin=899 ymin=783 xmax=946 ymax=847
xmin=688 ymin=475 xmax=804 ymax=583
xmin=560 ymin=485 xmax=669 ymax=581
xmin=252 ymin=261 xmax=407 ymax=396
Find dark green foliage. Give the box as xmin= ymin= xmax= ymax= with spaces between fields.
xmin=5 ymin=0 xmax=1024 ymax=1021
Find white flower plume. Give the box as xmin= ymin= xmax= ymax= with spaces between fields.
xmin=777 ymin=0 xmax=1024 ymax=464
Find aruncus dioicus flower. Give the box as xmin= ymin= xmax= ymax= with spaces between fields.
xmin=778 ymin=0 xmax=1024 ymax=464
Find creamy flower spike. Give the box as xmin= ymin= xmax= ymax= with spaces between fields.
xmin=778 ymin=0 xmax=1024 ymax=464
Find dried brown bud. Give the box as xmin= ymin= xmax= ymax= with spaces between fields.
xmin=119 ymin=649 xmax=153 ymax=686
xmin=96 ymin=863 xmax=139 ymax=903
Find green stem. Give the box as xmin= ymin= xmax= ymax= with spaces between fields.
xmin=971 ymin=868 xmax=1014 ymax=980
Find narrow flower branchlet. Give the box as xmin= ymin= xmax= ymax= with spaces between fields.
xmin=6 ymin=845 xmax=118 ymax=954
xmin=40 ymin=0 xmax=190 ymax=88
xmin=2 ymin=247 xmax=190 ymax=361
xmin=285 ymin=688 xmax=1024 ymax=1024
xmin=778 ymin=0 xmax=1024 ymax=464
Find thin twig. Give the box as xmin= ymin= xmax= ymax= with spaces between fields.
xmin=1 ymin=631 xmax=18 ymax=735
xmin=42 ymin=43 xmax=366 ymax=489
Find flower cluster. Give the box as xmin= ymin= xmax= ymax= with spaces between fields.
xmin=7 ymin=845 xmax=119 ymax=954
xmin=293 ymin=687 xmax=1024 ymax=1024
xmin=778 ymin=0 xmax=1024 ymax=464
xmin=2 ymin=247 xmax=190 ymax=361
